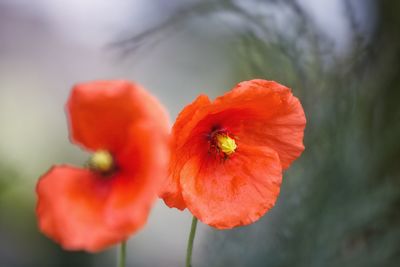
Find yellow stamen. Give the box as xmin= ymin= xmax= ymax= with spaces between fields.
xmin=216 ymin=134 xmax=237 ymax=155
xmin=89 ymin=150 xmax=114 ymax=173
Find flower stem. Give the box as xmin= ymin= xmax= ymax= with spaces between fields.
xmin=118 ymin=240 xmax=127 ymax=267
xmin=185 ymin=216 xmax=198 ymax=267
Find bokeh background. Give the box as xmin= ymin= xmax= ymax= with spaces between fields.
xmin=0 ymin=0 xmax=399 ymax=266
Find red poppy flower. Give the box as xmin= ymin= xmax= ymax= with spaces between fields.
xmin=36 ymin=80 xmax=169 ymax=252
xmin=160 ymin=79 xmax=306 ymax=229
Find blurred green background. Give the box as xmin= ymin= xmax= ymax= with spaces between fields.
xmin=0 ymin=0 xmax=399 ymax=266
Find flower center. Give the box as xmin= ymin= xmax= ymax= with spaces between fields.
xmin=88 ymin=150 xmax=114 ymax=174
xmin=215 ymin=134 xmax=237 ymax=155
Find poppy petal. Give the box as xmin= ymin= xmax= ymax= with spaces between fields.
xmin=36 ymin=159 xmax=168 ymax=252
xmin=180 ymin=143 xmax=282 ymax=229
xmin=169 ymin=80 xmax=305 ymax=170
xmin=67 ymin=80 xmax=169 ymax=154
xmin=37 ymin=80 xmax=170 ymax=251
xmin=215 ymin=79 xmax=306 ymax=169
xmin=107 ymin=122 xmax=169 ymax=227
xmin=160 ymin=95 xmax=210 ymax=210
xmin=36 ymin=166 xmax=125 ymax=252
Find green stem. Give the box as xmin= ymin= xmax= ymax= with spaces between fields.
xmin=185 ymin=216 xmax=198 ymax=267
xmin=118 ymin=240 xmax=127 ymax=267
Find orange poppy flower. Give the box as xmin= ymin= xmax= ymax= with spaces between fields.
xmin=36 ymin=80 xmax=169 ymax=252
xmin=160 ymin=79 xmax=306 ymax=229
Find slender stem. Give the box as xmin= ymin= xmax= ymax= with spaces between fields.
xmin=185 ymin=216 xmax=198 ymax=267
xmin=118 ymin=240 xmax=127 ymax=267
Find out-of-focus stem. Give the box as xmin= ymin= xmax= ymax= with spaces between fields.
xmin=118 ymin=240 xmax=127 ymax=267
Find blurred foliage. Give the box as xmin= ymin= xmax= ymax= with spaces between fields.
xmin=120 ymin=0 xmax=400 ymax=266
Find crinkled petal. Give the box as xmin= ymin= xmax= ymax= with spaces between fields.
xmin=160 ymin=79 xmax=305 ymax=219
xmin=160 ymin=95 xmax=210 ymax=210
xmin=169 ymin=80 xmax=305 ymax=171
xmin=216 ymin=79 xmax=306 ymax=169
xmin=180 ymin=144 xmax=282 ymax=229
